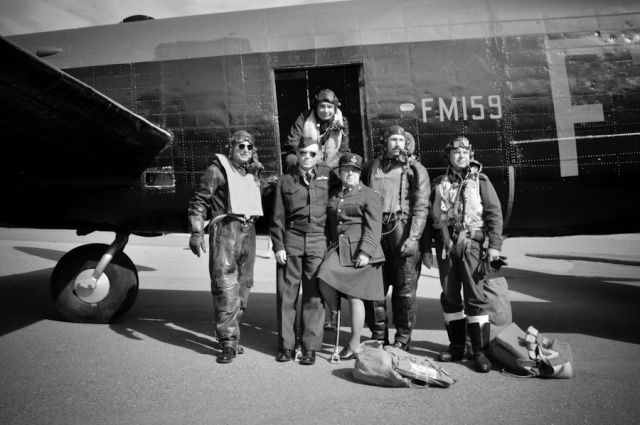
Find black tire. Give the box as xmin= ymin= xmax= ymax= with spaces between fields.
xmin=51 ymin=243 xmax=138 ymax=323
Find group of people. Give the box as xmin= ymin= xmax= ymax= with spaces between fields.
xmin=186 ymin=88 xmax=504 ymax=374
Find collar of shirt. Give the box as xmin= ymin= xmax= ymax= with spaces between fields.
xmin=299 ymin=168 xmax=315 ymax=178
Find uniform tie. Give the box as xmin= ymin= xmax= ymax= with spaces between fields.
xmin=304 ymin=170 xmax=314 ymax=185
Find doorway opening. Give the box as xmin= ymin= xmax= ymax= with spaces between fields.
xmin=274 ymin=65 xmax=365 ymax=171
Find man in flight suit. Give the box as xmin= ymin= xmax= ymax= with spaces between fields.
xmin=362 ymin=126 xmax=430 ymax=350
xmin=187 ymin=130 xmax=264 ymax=364
xmin=270 ymin=137 xmax=338 ymax=365
xmin=430 ymin=136 xmax=503 ymax=373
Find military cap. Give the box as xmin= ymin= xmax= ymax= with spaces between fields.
xmin=298 ymin=137 xmax=318 ymax=149
xmin=338 ymin=153 xmax=363 ymax=170
xmin=315 ymin=89 xmax=340 ymax=106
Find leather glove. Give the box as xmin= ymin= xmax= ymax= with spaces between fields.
xmin=489 ymin=255 xmax=508 ymax=271
xmin=246 ymin=150 xmax=265 ymax=174
xmin=188 ymin=215 xmax=207 ymax=257
xmin=400 ymin=238 xmax=419 ymax=258
xmin=487 ymin=248 xmax=500 ymax=263
xmin=422 ymin=251 xmax=433 ymax=268
xmin=189 ymin=233 xmax=206 ymax=257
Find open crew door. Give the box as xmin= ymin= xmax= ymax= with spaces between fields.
xmin=274 ymin=64 xmax=365 ymax=171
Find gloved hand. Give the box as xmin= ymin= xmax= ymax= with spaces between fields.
xmin=246 ymin=150 xmax=265 ymax=174
xmin=487 ymin=248 xmax=500 ymax=263
xmin=489 ymin=254 xmax=508 ymax=271
xmin=400 ymin=238 xmax=419 ymax=258
xmin=422 ymin=251 xmax=433 ymax=268
xmin=189 ymin=233 xmax=206 ymax=257
xmin=188 ymin=215 xmax=207 ymax=257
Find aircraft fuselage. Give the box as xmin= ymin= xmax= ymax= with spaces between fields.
xmin=3 ymin=0 xmax=640 ymax=237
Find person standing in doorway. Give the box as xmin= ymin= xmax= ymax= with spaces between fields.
xmin=284 ymin=88 xmax=350 ymax=171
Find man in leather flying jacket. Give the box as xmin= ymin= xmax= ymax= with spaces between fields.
xmin=187 ymin=130 xmax=264 ymax=364
xmin=362 ymin=125 xmax=430 ymax=350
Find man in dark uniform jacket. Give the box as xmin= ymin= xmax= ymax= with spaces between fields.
xmin=270 ymin=137 xmax=339 ymax=365
xmin=187 ymin=130 xmax=264 ymax=364
xmin=362 ymin=126 xmax=430 ymax=350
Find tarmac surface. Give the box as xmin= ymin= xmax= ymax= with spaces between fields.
xmin=1 ymin=228 xmax=639 ymax=425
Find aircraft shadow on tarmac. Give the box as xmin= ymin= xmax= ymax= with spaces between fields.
xmin=109 ymin=265 xmax=640 ymax=360
xmin=2 ymin=249 xmax=639 ymax=350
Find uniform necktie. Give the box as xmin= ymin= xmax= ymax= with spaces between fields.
xmin=305 ymin=171 xmax=313 ymax=185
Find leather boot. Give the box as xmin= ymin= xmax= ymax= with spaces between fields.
xmin=468 ymin=320 xmax=492 ymax=373
xmin=217 ymin=346 xmax=236 ymax=364
xmin=365 ymin=300 xmax=389 ymax=345
xmin=438 ymin=318 xmax=466 ymax=362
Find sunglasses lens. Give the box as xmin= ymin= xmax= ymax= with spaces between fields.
xmin=300 ymin=151 xmax=316 ymax=158
xmin=238 ymin=143 xmax=253 ymax=151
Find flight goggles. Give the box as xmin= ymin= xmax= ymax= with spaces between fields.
xmin=446 ymin=136 xmax=472 ymax=151
xmin=316 ymin=89 xmax=340 ymax=106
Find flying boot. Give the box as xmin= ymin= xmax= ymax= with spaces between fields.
xmin=438 ymin=312 xmax=466 ymax=362
xmin=468 ymin=315 xmax=492 ymax=373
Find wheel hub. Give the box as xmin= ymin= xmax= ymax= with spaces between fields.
xmin=74 ymin=269 xmax=110 ymax=303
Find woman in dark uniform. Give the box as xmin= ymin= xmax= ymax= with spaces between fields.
xmin=318 ymin=154 xmax=385 ymax=360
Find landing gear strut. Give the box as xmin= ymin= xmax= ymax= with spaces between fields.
xmin=50 ymin=233 xmax=138 ymax=323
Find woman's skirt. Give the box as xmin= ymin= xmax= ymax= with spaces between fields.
xmin=317 ymin=246 xmax=384 ymax=301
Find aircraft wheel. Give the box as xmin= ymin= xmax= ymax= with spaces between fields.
xmin=51 ymin=243 xmax=138 ymax=323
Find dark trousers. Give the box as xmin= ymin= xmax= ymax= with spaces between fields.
xmin=435 ymin=237 xmax=488 ymax=317
xmin=208 ymin=217 xmax=256 ymax=349
xmin=365 ymin=218 xmax=421 ymax=345
xmin=277 ymin=250 xmax=325 ymax=351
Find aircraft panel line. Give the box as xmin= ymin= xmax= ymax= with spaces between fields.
xmin=510 ymin=131 xmax=640 ymax=144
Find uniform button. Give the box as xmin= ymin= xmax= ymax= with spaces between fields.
xmin=339 ymin=199 xmax=344 ymax=202
xmin=337 ymin=209 xmax=341 ymax=212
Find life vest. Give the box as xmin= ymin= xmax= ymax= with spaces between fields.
xmin=435 ymin=169 xmax=483 ymax=231
xmin=302 ymin=108 xmax=344 ymax=168
xmin=215 ymin=154 xmax=263 ymax=219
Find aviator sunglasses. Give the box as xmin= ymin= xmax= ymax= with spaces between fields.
xmin=237 ymin=143 xmax=253 ymax=151
xmin=299 ymin=150 xmax=317 ymax=158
